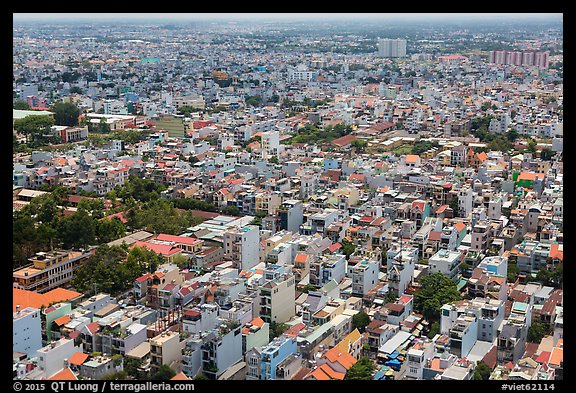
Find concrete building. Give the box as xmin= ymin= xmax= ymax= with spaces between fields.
xmin=201 ymin=319 xmax=243 ymax=380
xmin=35 ymin=337 xmax=82 ymax=379
xmin=428 ymin=249 xmax=463 ymax=279
xmin=258 ymin=265 xmax=296 ymax=324
xmin=348 ymin=257 xmax=379 ymax=297
xmin=377 ymin=38 xmax=407 ymax=58
xmin=223 ymin=225 xmax=260 ymax=270
xmin=278 ymin=200 xmax=304 ymax=233
xmin=13 ymin=250 xmax=93 ymax=293
xmin=149 ymin=331 xmax=181 ymax=374
xmin=259 ymin=335 xmax=298 ymax=380
xmin=13 ymin=306 xmax=43 ymax=358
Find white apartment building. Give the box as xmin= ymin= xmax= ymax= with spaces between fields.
xmin=35 ymin=337 xmax=82 ymax=379
xmin=348 ymin=258 xmax=379 ymax=296
xmin=223 ymin=225 xmax=260 ymax=271
xmin=259 ymin=265 xmax=296 ymax=324
xmin=261 ymin=130 xmax=280 ymax=160
xmin=428 ymin=249 xmax=463 ymax=279
xmin=13 ymin=306 xmax=43 ymax=358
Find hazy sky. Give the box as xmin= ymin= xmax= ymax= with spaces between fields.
xmin=13 ymin=13 xmax=563 ymax=24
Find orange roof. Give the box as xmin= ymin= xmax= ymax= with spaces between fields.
xmin=318 ymin=363 xmax=346 ymax=380
xmin=307 ymin=367 xmax=330 ymax=380
xmin=68 ymin=352 xmax=89 ymax=366
xmin=549 ymin=243 xmax=563 ymax=260
xmin=454 ymin=222 xmax=466 ymax=233
xmin=46 ymin=367 xmax=77 ymax=380
xmin=133 ymin=241 xmax=181 ymax=256
xmin=13 ymin=288 xmax=82 ymax=312
xmin=171 ymin=372 xmax=191 ymax=380
xmin=517 ymin=172 xmax=544 ymax=182
xmin=324 ymin=347 xmax=357 ymax=370
xmin=295 ymin=253 xmax=310 ymax=263
xmin=429 ymin=358 xmax=443 ymax=371
xmin=53 ymin=315 xmax=71 ymax=326
xmin=477 ymin=151 xmax=488 ymax=161
xmin=405 ymin=154 xmax=419 ymax=163
xmin=548 ymin=347 xmax=563 ymax=367
xmin=251 ymin=317 xmax=265 ymax=328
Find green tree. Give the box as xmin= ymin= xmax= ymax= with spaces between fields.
xmin=449 ymin=196 xmax=459 ymax=214
xmin=123 ymin=358 xmax=144 ymax=379
xmin=506 ymin=128 xmax=519 ymax=142
xmin=300 ymin=284 xmax=317 ymax=294
xmin=269 ymin=321 xmax=289 ymax=340
xmin=245 ymin=95 xmax=263 ymax=107
xmin=13 ymin=114 xmax=55 ymax=145
xmin=507 ymin=263 xmax=520 ymax=282
xmin=96 ymin=217 xmax=127 ymax=244
xmin=57 ymin=210 xmax=97 ymax=249
xmin=473 ymin=361 xmax=492 ymax=380
xmin=101 ymin=371 xmax=129 ymax=380
xmin=351 ymin=139 xmax=368 ymax=153
xmin=341 ymin=239 xmax=356 ymax=259
xmin=526 ymin=138 xmax=537 ymax=154
xmin=540 ymin=148 xmax=554 ymax=161
xmin=427 ymin=321 xmax=440 ymax=339
xmin=344 ymin=356 xmax=375 ymax=380
xmin=172 ymin=253 xmax=191 ymax=269
xmin=51 ymin=101 xmax=80 ymax=126
xmin=220 ymin=205 xmax=241 ymax=216
xmin=71 ymin=245 xmax=129 ymax=295
xmin=352 ymin=311 xmax=371 ymax=333
xmin=13 ymin=100 xmax=30 ymax=110
xmin=149 ymin=365 xmax=176 ymax=380
xmin=414 ymin=273 xmax=462 ymax=322
xmin=527 ymin=321 xmax=547 ymax=343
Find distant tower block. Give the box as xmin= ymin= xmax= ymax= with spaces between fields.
xmin=377 ymin=38 xmax=407 ymax=58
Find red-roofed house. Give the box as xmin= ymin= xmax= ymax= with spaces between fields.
xmin=132 ymin=241 xmax=182 ymax=263
xmin=154 ymin=234 xmax=204 ymax=253
xmin=331 ymin=134 xmax=357 ymax=148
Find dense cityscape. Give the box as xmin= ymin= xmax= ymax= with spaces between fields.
xmin=12 ymin=13 xmax=563 ymax=382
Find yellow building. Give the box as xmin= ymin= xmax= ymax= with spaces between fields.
xmin=13 ymin=250 xmax=92 ymax=293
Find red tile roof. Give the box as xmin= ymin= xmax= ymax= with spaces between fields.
xmin=46 ymin=367 xmax=77 ymax=380
xmin=13 ymin=288 xmax=82 ymax=312
xmin=68 ymin=352 xmax=89 ymax=366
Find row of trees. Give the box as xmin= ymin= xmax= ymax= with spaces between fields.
xmin=287 ymin=123 xmax=353 ymax=145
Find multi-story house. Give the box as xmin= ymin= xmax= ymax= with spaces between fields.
xmin=223 ymin=225 xmax=260 ymax=271
xmin=348 ymin=257 xmax=379 ymax=297
xmin=258 ymin=265 xmax=296 ymax=324
xmin=200 ymin=319 xmax=242 ymax=380
xmin=309 ymin=254 xmax=347 ymax=288
xmin=258 ymin=335 xmax=299 ymax=380
xmin=428 ymin=249 xmax=463 ymax=279
xmin=149 ymin=331 xmax=181 ymax=375
xmin=13 ymin=306 xmax=43 ymax=358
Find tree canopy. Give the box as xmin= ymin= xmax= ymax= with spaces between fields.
xmin=473 ymin=361 xmax=492 ymax=380
xmin=344 ymin=356 xmax=375 ymax=380
xmin=352 ymin=311 xmax=371 ymax=333
xmin=13 ymin=114 xmax=55 ymax=145
xmin=51 ymin=101 xmax=80 ymax=127
xmin=414 ymin=273 xmax=462 ymax=321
